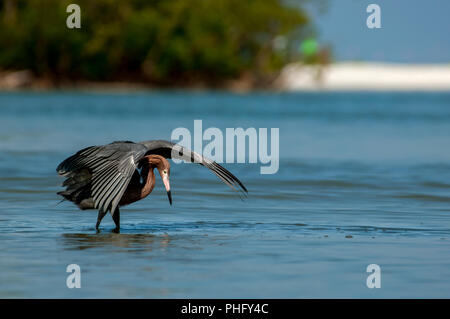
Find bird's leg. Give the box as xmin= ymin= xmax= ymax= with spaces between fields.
xmin=95 ymin=209 xmax=107 ymax=232
xmin=112 ymin=208 xmax=120 ymax=233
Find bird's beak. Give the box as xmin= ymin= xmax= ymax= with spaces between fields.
xmin=167 ymin=190 xmax=172 ymax=206
xmin=163 ymin=177 xmax=172 ymax=205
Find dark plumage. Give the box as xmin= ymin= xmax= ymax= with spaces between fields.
xmin=57 ymin=140 xmax=247 ymax=232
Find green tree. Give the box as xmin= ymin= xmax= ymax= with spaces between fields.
xmin=0 ymin=0 xmax=313 ymax=86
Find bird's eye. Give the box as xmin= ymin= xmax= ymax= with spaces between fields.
xmin=163 ymin=170 xmax=167 ymax=174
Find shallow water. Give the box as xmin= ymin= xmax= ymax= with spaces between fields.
xmin=0 ymin=91 xmax=449 ymax=298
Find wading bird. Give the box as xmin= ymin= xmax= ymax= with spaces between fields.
xmin=57 ymin=140 xmax=247 ymax=233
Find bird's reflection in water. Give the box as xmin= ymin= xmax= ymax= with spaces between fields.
xmin=61 ymin=232 xmax=171 ymax=252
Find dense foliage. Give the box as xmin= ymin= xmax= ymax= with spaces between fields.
xmin=0 ymin=0 xmax=311 ymax=86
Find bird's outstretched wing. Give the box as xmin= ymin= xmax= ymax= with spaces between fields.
xmin=57 ymin=141 xmax=148 ymax=215
xmin=140 ymin=140 xmax=248 ymax=196
xmin=57 ymin=140 xmax=248 ymax=213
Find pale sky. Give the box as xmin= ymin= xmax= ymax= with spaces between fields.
xmin=306 ymin=0 xmax=450 ymax=63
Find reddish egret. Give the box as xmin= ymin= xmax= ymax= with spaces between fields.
xmin=57 ymin=140 xmax=247 ymax=232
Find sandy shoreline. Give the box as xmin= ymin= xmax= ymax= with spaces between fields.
xmin=2 ymin=63 xmax=450 ymax=92
xmin=275 ymin=62 xmax=450 ymax=92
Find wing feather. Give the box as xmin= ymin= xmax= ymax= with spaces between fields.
xmin=57 ymin=139 xmax=248 ymax=213
xmin=140 ymin=140 xmax=248 ymax=196
xmin=57 ymin=142 xmax=148 ymax=214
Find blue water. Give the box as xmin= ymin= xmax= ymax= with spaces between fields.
xmin=0 ymin=91 xmax=449 ymax=298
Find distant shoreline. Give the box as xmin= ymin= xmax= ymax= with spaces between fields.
xmin=2 ymin=62 xmax=450 ymax=92
xmin=0 ymin=70 xmax=260 ymax=93
xmin=275 ymin=62 xmax=450 ymax=92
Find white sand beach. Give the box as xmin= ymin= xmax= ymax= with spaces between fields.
xmin=276 ymin=62 xmax=450 ymax=91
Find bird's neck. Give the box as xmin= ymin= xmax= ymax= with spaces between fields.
xmin=141 ymin=164 xmax=156 ymax=199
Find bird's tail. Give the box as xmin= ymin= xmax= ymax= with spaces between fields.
xmin=57 ymin=168 xmax=94 ymax=210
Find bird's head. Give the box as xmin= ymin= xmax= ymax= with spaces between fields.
xmin=156 ymin=159 xmax=172 ymax=206
xmin=147 ymin=155 xmax=172 ymax=205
